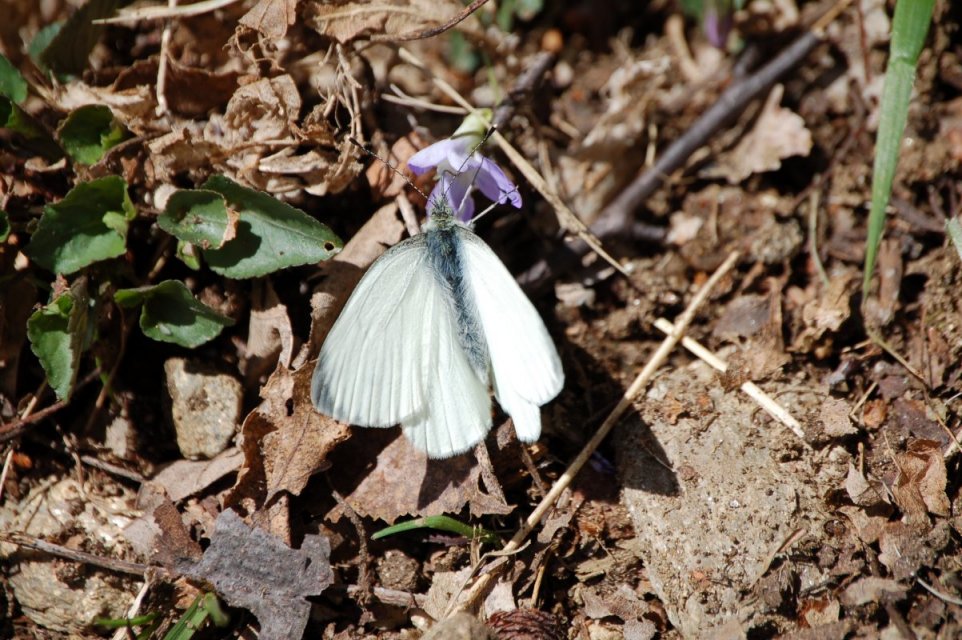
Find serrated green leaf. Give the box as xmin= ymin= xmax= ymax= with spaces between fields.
xmin=0 ymin=210 xmax=9 ymax=242
xmin=27 ymin=175 xmax=135 ymax=274
xmin=40 ymin=0 xmax=119 ymax=76
xmin=58 ymin=104 xmax=128 ymax=165
xmin=115 ymin=280 xmax=234 ymax=348
xmin=199 ymin=176 xmax=342 ymax=278
xmin=158 ymin=190 xmax=232 ymax=249
xmin=27 ymin=281 xmax=90 ymax=400
xmin=0 ymin=53 xmax=28 ymax=103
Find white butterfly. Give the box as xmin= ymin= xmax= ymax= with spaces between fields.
xmin=311 ymin=200 xmax=564 ymax=458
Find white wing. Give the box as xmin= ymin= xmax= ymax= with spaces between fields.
xmin=458 ymin=227 xmax=564 ymax=442
xmin=312 ymin=237 xmax=435 ymax=427
xmin=401 ymin=299 xmax=492 ymax=458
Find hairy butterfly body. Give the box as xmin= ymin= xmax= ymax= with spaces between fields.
xmin=311 ymin=201 xmax=563 ymax=458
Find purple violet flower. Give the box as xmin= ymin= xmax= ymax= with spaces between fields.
xmin=407 ymin=111 xmax=521 ymax=223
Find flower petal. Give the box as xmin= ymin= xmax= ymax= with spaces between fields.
xmin=408 ymin=139 xmax=460 ymax=175
xmin=475 ymin=157 xmax=522 ymax=208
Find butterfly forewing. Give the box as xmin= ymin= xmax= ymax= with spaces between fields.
xmin=312 ymin=237 xmax=434 ymax=427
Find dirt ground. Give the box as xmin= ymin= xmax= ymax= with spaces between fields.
xmin=2 ymin=0 xmax=962 ymax=638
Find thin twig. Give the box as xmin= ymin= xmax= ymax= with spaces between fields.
xmin=111 ymin=579 xmax=153 ymax=640
xmin=0 ymin=369 xmax=103 ymax=443
xmin=916 ymin=576 xmax=962 ymax=607
xmin=95 ymin=0 xmax=240 ymax=23
xmin=329 ymin=483 xmax=374 ymax=605
xmin=154 ymin=0 xmax=176 ymax=117
xmin=652 ymin=317 xmax=808 ymax=442
xmin=0 ymin=448 xmax=14 ymax=502
xmin=340 ymin=584 xmax=427 ymax=609
xmin=448 ymin=250 xmax=741 ymax=615
xmin=2 ymin=532 xmax=149 ymax=576
xmin=384 ymin=87 xmax=468 ymax=115
xmin=808 ymin=189 xmax=830 ymax=288
xmin=79 ymin=455 xmax=146 ymax=484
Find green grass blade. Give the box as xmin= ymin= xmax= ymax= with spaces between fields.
xmin=862 ymin=0 xmax=935 ymax=302
xmin=372 ymin=515 xmax=499 ymax=544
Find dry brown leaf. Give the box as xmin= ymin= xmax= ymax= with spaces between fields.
xmin=366 ymin=136 xmax=420 ymax=199
xmin=244 ymin=279 xmax=295 ymax=385
xmin=48 ymin=81 xmax=156 ymax=133
xmin=838 ymin=576 xmax=907 ymax=607
xmin=820 ymin=397 xmax=857 ymax=438
xmin=150 ymin=448 xmax=245 ymax=502
xmin=791 ymin=271 xmax=855 ymax=353
xmin=239 ymin=0 xmax=298 ymax=39
xmin=892 ymin=439 xmax=950 ymax=520
xmin=206 ymin=75 xmax=300 ymax=150
xmin=265 ymin=367 xmax=350 ymax=502
xmin=305 ymin=0 xmax=461 ymax=44
xmin=328 ymin=432 xmax=512 ymax=524
xmin=837 ymin=505 xmax=888 ymax=546
xmin=877 ymin=520 xmax=945 ymax=581
xmin=147 ymin=129 xmax=224 ymax=185
xmin=228 ymin=365 xmax=350 ymax=512
xmin=717 ymin=84 xmax=813 ymax=183
xmin=112 ymin=57 xmax=240 ymax=119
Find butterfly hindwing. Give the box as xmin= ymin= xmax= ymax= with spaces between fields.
xmin=312 ymin=237 xmax=434 ymax=427
xmin=458 ymin=227 xmax=564 ymax=441
xmin=401 ymin=292 xmax=492 ymax=457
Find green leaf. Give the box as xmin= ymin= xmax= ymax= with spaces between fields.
xmin=28 ymin=23 xmax=63 ymax=74
xmin=175 ymin=240 xmax=202 ymax=270
xmin=27 ymin=281 xmax=90 ymax=400
xmin=27 ymin=175 xmax=135 ymax=274
xmin=447 ymin=31 xmax=480 ymax=74
xmin=0 ymin=210 xmax=9 ymax=243
xmin=58 ymin=104 xmax=128 ymax=165
xmin=157 ymin=190 xmax=233 ymax=249
xmin=0 ymin=98 xmax=62 ymax=159
xmin=0 ymin=53 xmax=28 ymax=103
xmin=39 ymin=0 xmax=120 ymax=76
xmin=115 ymin=280 xmax=234 ymax=348
xmin=863 ymin=0 xmax=936 ymax=301
xmin=199 ymin=175 xmax=341 ymax=278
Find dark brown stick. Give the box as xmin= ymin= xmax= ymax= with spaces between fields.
xmin=518 ymin=30 xmax=825 ymax=293
xmin=2 ymin=532 xmax=149 ymax=576
xmin=0 ymin=368 xmax=103 ymax=443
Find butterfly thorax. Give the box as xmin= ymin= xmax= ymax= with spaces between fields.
xmin=423 ymin=202 xmax=489 ymax=384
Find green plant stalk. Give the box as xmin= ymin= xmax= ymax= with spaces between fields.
xmin=946 ymin=218 xmax=962 ymax=262
xmin=862 ymin=0 xmax=935 ymax=301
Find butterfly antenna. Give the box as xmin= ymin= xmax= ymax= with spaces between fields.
xmin=347 ymin=135 xmax=429 ymax=201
